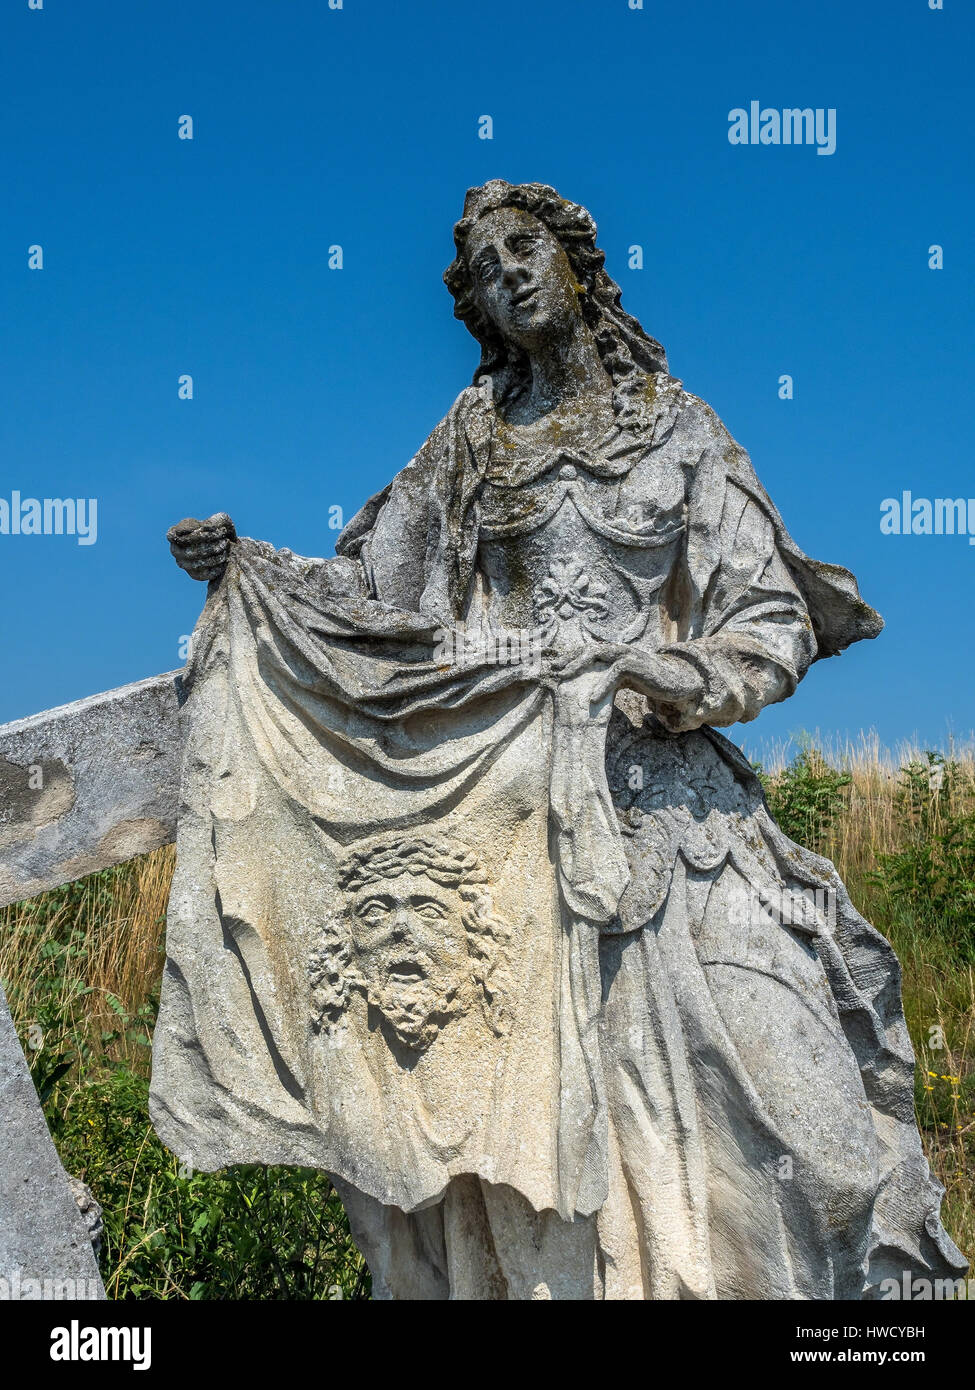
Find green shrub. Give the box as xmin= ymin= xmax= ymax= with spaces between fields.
xmin=758 ymin=742 xmax=852 ymax=855
xmin=51 ymin=1067 xmax=369 ymax=1301
xmin=873 ymin=753 xmax=975 ymax=964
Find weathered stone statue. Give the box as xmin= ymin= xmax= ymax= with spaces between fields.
xmin=151 ymin=180 xmax=966 ymax=1300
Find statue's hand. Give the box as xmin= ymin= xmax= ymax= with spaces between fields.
xmin=167 ymin=513 xmax=237 ymax=582
xmin=551 ymin=643 xmax=701 ymax=709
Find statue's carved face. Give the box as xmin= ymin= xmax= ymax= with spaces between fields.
xmin=309 ymin=836 xmax=512 ymax=1054
xmin=466 ymin=206 xmax=582 ymax=349
xmin=348 ymin=871 xmax=472 ymax=1050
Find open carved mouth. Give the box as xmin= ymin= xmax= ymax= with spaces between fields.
xmin=387 ymin=961 xmax=426 ymax=983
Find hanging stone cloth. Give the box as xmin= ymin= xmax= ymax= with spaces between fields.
xmin=150 ymin=382 xmax=966 ymax=1298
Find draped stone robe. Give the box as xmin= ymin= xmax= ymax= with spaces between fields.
xmin=149 ymin=373 xmax=966 ymax=1299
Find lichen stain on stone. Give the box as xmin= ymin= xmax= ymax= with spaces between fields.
xmin=54 ymin=818 xmax=174 ymax=885
xmin=96 ymin=817 xmax=172 ymax=862
xmin=128 ymin=741 xmax=162 ymax=763
xmin=0 ymin=756 xmax=76 ymax=849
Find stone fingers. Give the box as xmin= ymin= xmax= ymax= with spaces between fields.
xmin=167 ymin=512 xmax=237 ymax=544
xmin=170 ymin=537 xmax=230 ymax=563
xmin=167 ymin=513 xmax=237 ymax=580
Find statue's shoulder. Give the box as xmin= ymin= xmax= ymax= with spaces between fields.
xmin=335 ymin=389 xmax=482 ymax=558
xmin=630 ymin=374 xmax=727 ymax=458
xmin=658 ymin=385 xmax=766 ymax=490
xmin=397 ymin=384 xmax=489 ymax=476
xmin=659 ymin=384 xmax=732 ymax=452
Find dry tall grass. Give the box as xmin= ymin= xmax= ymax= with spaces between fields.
xmin=0 ymin=846 xmax=174 ymax=1073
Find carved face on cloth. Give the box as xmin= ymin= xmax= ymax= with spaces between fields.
xmin=308 ymin=834 xmax=512 ymax=1053
xmin=349 ymin=871 xmax=472 ymax=1050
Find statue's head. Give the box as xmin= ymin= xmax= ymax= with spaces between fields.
xmin=309 ymin=833 xmax=512 ymax=1053
xmin=444 ymin=180 xmax=668 ymax=428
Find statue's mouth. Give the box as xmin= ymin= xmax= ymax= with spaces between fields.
xmin=511 ymin=286 xmax=538 ymax=308
xmin=387 ymin=961 xmax=427 ymax=984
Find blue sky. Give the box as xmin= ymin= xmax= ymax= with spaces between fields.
xmin=1 ymin=0 xmax=972 ymax=760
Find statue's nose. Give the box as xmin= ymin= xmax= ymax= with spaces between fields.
xmin=502 ymin=261 xmax=528 ymax=290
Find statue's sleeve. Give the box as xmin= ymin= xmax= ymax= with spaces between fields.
xmin=650 ymin=397 xmax=818 ymax=732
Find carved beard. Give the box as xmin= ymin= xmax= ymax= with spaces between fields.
xmin=361 ymin=950 xmax=471 ymax=1052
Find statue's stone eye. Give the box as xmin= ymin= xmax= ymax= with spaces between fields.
xmin=416 ymin=902 xmax=446 ymax=921
xmin=475 ymin=258 xmax=498 ymax=283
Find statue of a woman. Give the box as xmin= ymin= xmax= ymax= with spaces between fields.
xmin=152 ymin=181 xmax=965 ymax=1300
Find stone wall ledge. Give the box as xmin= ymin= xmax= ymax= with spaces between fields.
xmin=0 ymin=672 xmax=183 ymax=910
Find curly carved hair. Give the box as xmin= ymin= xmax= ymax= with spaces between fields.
xmin=309 ymin=833 xmax=512 ymax=1039
xmin=443 ymin=179 xmax=669 ymax=429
